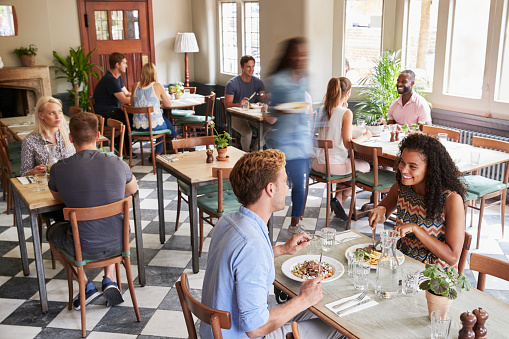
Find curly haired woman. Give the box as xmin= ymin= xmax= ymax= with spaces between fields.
xmin=368 ymin=133 xmax=466 ymax=269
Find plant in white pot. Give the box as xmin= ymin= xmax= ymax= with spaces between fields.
xmin=419 ymin=263 xmax=470 ymax=318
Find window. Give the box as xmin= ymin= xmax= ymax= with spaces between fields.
xmin=244 ymin=2 xmax=260 ymax=77
xmin=94 ymin=10 xmax=140 ymax=41
xmin=220 ymin=2 xmax=238 ymax=74
xmin=495 ymin=1 xmax=509 ymax=103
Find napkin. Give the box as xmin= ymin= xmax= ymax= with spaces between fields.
xmin=17 ymin=130 xmax=32 ymax=135
xmin=7 ymin=123 xmax=29 ymax=127
xmin=325 ymin=293 xmax=378 ymax=317
xmin=335 ymin=230 xmax=360 ymax=243
xmin=17 ymin=176 xmax=31 ymax=185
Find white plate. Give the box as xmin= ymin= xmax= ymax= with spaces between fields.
xmin=281 ymin=255 xmax=344 ymax=283
xmin=345 ymin=243 xmax=405 ymax=269
xmin=274 ymin=102 xmax=310 ymax=113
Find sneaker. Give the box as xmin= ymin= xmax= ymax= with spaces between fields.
xmin=330 ymin=198 xmax=348 ymax=220
xmin=288 ymin=224 xmax=306 ymax=234
xmin=102 ymin=276 xmax=124 ymax=307
xmin=73 ymin=281 xmax=101 ymax=311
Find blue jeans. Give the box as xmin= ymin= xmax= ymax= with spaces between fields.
xmin=286 ymin=158 xmax=310 ymax=218
xmin=135 ymin=116 xmax=176 ymax=154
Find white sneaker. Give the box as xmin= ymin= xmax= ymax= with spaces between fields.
xmin=288 ymin=224 xmax=305 ymax=234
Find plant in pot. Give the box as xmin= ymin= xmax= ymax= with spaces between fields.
xmin=419 ymin=263 xmax=470 ymax=318
xmin=14 ymin=44 xmax=38 ymax=67
xmin=211 ymin=123 xmax=232 ymax=159
xmin=170 ymin=82 xmax=184 ymax=99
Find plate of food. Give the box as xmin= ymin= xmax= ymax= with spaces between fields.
xmin=274 ymin=102 xmax=310 ymax=113
xmin=281 ymin=255 xmax=344 ymax=283
xmin=250 ymin=102 xmax=264 ymax=109
xmin=345 ymin=243 xmax=405 ymax=269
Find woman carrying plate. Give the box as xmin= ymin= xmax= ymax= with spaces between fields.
xmin=368 ymin=133 xmax=466 ymax=270
xmin=263 ymin=37 xmax=313 ymax=234
xmin=313 ymin=77 xmax=372 ymax=220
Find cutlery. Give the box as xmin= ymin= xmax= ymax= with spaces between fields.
xmin=318 ymin=249 xmax=323 ymax=276
xmin=332 ymin=292 xmax=366 ymax=309
xmin=248 ymin=92 xmax=256 ymax=100
xmin=26 ymin=176 xmax=33 ymax=184
xmin=372 ymin=228 xmax=376 ymax=248
xmin=337 ymin=298 xmax=370 ymax=316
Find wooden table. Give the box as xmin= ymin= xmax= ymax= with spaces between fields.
xmin=11 ymin=178 xmax=145 ymax=313
xmin=161 ymin=94 xmax=206 ymax=124
xmin=156 ymin=147 xmax=273 ymax=273
xmin=274 ymin=231 xmax=509 ymax=338
xmin=226 ymin=107 xmax=266 ymax=151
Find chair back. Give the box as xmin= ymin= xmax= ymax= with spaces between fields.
xmin=472 ymin=136 xmax=509 ymax=184
xmin=123 ymin=106 xmax=155 ymax=134
xmin=184 ymin=86 xmax=197 ymax=94
xmin=422 ymin=125 xmax=460 ymax=142
xmin=69 ymin=107 xmax=83 ymax=116
xmin=0 ymin=136 xmax=13 ymax=175
xmin=291 ymin=321 xmax=301 ymax=339
xmin=62 ymin=196 xmax=133 ymax=263
xmin=176 ymin=273 xmax=231 ymax=339
xmin=89 ymin=97 xmax=96 ymax=114
xmin=212 ymin=167 xmax=233 ymax=214
xmin=316 ymin=139 xmax=334 ymax=177
xmin=457 ymin=232 xmax=472 ymax=275
xmin=470 ymin=252 xmax=509 ymax=291
xmin=220 ymin=96 xmax=226 ymax=126
xmin=350 ymin=140 xmax=383 ymax=186
xmin=92 ymin=113 xmax=105 ymax=137
xmin=205 ymin=92 xmax=216 ymax=120
xmin=107 ymin=118 xmax=125 ymax=157
xmin=172 ymin=136 xmax=214 ymax=151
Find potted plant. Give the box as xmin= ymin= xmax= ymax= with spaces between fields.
xmin=419 ymin=263 xmax=471 ymax=318
xmin=14 ymin=44 xmax=38 ymax=67
xmin=211 ymin=123 xmax=232 ymax=159
xmin=401 ymin=121 xmax=425 ymax=135
xmin=170 ymin=81 xmax=184 ymax=99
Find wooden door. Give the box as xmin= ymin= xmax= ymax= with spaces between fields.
xmin=78 ymin=0 xmax=155 ymax=93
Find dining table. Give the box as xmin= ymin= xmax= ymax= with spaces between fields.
xmin=274 ymin=230 xmax=509 ymax=338
xmin=11 ymin=178 xmax=146 ymax=313
xmin=226 ymin=106 xmax=266 ymax=151
xmin=161 ymin=93 xmax=206 ymax=125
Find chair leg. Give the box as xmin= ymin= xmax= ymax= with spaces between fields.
xmin=77 ymin=267 xmax=87 ymax=337
xmin=128 ymin=136 xmax=133 ymax=168
xmin=476 ymin=198 xmax=486 ymax=249
xmin=501 ymin=191 xmax=506 ymax=238
xmin=175 ymin=188 xmax=182 ymax=231
xmin=115 ymin=262 xmax=122 ymax=293
xmin=199 ymin=209 xmax=204 ymax=257
xmin=470 ymin=199 xmax=475 ymax=228
xmin=66 ymin=262 xmax=73 ymax=310
xmin=139 ymin=140 xmax=145 ymax=166
xmin=346 ymin=184 xmax=356 ymax=230
xmin=150 ymin=137 xmax=156 ymax=174
xmin=325 ymin=182 xmax=331 ymax=228
xmin=123 ymin=257 xmax=141 ymax=322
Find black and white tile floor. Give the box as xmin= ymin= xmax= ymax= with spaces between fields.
xmin=0 ymin=145 xmax=508 ymax=338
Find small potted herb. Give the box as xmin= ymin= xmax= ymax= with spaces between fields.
xmin=419 ymin=263 xmax=470 ymax=318
xmin=170 ymin=81 xmax=184 ymax=99
xmin=211 ymin=123 xmax=232 ymax=159
xmin=401 ymin=121 xmax=425 ymax=135
xmin=14 ymin=44 xmax=38 ymax=67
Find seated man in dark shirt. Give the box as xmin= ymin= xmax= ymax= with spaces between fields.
xmin=47 ymin=112 xmax=138 ymax=310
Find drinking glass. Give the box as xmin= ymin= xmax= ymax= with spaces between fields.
xmin=347 ymin=251 xmax=362 ymax=276
xmin=401 ymin=267 xmax=419 ymax=296
xmin=321 ymin=228 xmax=336 ymax=252
xmin=438 ymin=133 xmax=448 ymax=142
xmin=431 ymin=310 xmax=452 ymax=339
xmin=184 ymin=88 xmax=190 ymax=98
xmin=36 ymin=173 xmax=47 ymax=191
xmin=357 ymin=119 xmax=365 ymax=128
xmin=470 ymin=149 xmax=480 ymax=165
xmin=354 ymin=261 xmax=370 ymax=290
xmin=306 ymin=236 xmax=321 ymax=256
xmin=389 ymin=124 xmax=397 ymax=132
xmin=242 ymin=100 xmax=249 ymax=111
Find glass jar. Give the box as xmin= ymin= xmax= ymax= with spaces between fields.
xmin=375 ymin=230 xmax=400 ymax=298
xmin=45 ymin=144 xmax=58 ymax=175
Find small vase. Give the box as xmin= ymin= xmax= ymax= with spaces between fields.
xmin=174 ymin=93 xmax=181 ymax=100
xmin=217 ymin=147 xmax=228 ymax=159
xmin=21 ymin=54 xmax=36 ymax=67
xmin=425 ymin=290 xmax=452 ymax=319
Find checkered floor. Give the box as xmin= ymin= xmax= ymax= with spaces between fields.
xmin=0 ymin=145 xmax=508 ymax=338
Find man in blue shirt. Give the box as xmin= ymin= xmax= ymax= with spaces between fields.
xmin=200 ymin=149 xmax=342 ymax=339
xmin=224 ymin=55 xmax=267 ymax=151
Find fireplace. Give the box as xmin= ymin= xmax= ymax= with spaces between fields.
xmin=0 ymin=66 xmax=52 ymax=117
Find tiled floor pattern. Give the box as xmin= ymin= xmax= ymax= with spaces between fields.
xmin=0 ymin=145 xmax=508 ymax=338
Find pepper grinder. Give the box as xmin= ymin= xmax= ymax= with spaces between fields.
xmin=458 ymin=311 xmax=476 ymax=339
xmin=390 ymin=131 xmax=395 ymax=142
xmin=395 ymin=131 xmax=399 ymax=141
xmin=473 ymin=307 xmax=488 ymax=339
xmin=206 ymin=148 xmax=214 ymax=163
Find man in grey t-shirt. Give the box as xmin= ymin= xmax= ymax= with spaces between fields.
xmin=225 ymin=55 xmax=267 ymax=151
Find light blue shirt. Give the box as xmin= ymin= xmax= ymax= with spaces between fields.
xmin=132 ymin=82 xmax=165 ymax=129
xmin=199 ymin=206 xmax=274 ymax=339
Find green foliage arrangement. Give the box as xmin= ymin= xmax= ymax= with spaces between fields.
xmin=400 ymin=121 xmax=425 ymax=135
xmin=211 ymin=122 xmax=232 ymax=149
xmin=419 ymin=263 xmax=470 ymax=300
xmin=51 ymin=47 xmax=103 ymax=109
xmin=170 ymin=82 xmax=184 ymax=95
xmin=14 ymin=44 xmax=38 ymax=57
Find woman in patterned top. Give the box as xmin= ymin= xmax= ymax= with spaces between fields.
xmin=21 ymin=96 xmax=75 ymax=176
xmin=368 ymin=133 xmax=466 ymax=269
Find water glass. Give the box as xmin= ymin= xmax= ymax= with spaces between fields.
xmin=401 ymin=267 xmax=419 ymax=296
xmin=306 ymin=236 xmax=321 ymax=256
xmin=346 ymin=251 xmax=356 ymax=276
xmin=470 ymin=149 xmax=480 ymax=165
xmin=321 ymin=228 xmax=336 ymax=252
xmin=184 ymin=88 xmax=190 ymax=98
xmin=242 ymin=100 xmax=249 ymax=111
xmin=431 ymin=310 xmax=451 ymax=339
xmin=438 ymin=133 xmax=448 ymax=142
xmin=35 ymin=173 xmax=47 ymax=191
xmin=357 ymin=119 xmax=365 ymax=128
xmin=354 ymin=261 xmax=370 ymax=290
xmin=389 ymin=124 xmax=397 ymax=132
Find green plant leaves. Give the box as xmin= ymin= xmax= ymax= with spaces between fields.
xmin=430 ymin=278 xmax=450 ymax=296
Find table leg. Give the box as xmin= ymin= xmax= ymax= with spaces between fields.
xmin=268 ymin=214 xmax=274 ymax=245
xmin=132 ymin=191 xmax=145 ymax=286
xmin=13 ymin=190 xmax=29 ymax=276
xmin=157 ymin=164 xmax=165 ymax=244
xmin=227 ymin=111 xmax=232 ymax=146
xmin=189 ymin=184 xmax=199 ymax=273
xmin=258 ymin=121 xmax=264 ymax=151
xmin=30 ymin=210 xmax=48 ymax=313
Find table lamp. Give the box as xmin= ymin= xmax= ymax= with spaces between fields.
xmin=174 ymin=32 xmax=199 ymax=87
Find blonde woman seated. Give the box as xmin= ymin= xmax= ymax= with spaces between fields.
xmin=130 ymin=63 xmax=178 ymax=156
xmin=21 ymin=96 xmax=75 ymax=176
xmin=312 ymin=77 xmax=371 ymax=219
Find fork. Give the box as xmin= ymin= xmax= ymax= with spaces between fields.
xmin=332 ymin=291 xmax=367 ymax=309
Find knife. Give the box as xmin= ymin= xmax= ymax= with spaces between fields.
xmin=318 ymin=249 xmax=323 ymax=277
xmin=248 ymin=92 xmax=256 ymax=100
xmin=337 ymin=298 xmax=370 ymax=316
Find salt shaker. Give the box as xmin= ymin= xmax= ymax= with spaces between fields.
xmin=472 ymin=307 xmax=488 ymax=339
xmin=395 ymin=131 xmax=399 ymax=141
xmin=458 ymin=311 xmax=476 ymax=339
xmin=206 ymin=149 xmax=214 ymax=163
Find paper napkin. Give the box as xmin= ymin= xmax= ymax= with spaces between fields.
xmin=17 ymin=176 xmax=31 ymax=185
xmin=17 ymin=130 xmax=32 ymax=135
xmin=325 ymin=293 xmax=378 ymax=317
xmin=335 ymin=230 xmax=360 ymax=243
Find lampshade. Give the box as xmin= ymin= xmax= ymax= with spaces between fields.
xmin=174 ymin=32 xmax=199 ymax=53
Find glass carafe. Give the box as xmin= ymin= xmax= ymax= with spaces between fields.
xmin=375 ymin=230 xmax=400 ymax=298
xmin=45 ymin=144 xmax=58 ymax=175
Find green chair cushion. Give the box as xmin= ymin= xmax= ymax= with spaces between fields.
xmin=464 ymin=191 xmax=478 ymax=202
xmin=171 ymin=109 xmax=195 ymax=117
xmin=463 ymin=175 xmax=507 ymax=197
xmin=178 ymin=179 xmax=232 ymax=196
xmin=175 ymin=116 xmax=214 ymax=124
xmin=309 ymin=169 xmax=351 ymax=181
xmin=197 ymin=190 xmax=241 ymax=217
xmin=57 ymin=247 xmax=129 ymax=267
xmin=129 ymin=129 xmax=173 ymax=136
xmin=355 ymin=169 xmax=396 ymax=191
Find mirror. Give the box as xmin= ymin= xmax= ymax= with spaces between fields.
xmin=0 ymin=5 xmax=17 ymax=36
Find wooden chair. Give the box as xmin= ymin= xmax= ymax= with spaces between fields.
xmin=52 ymin=196 xmax=140 ymax=337
xmin=89 ymin=97 xmax=96 ymax=114
xmin=69 ymin=107 xmax=83 ymax=116
xmin=177 ymin=92 xmax=216 ymax=138
xmin=197 ymin=167 xmax=241 ymax=256
xmin=124 ymin=106 xmax=174 ymax=174
xmin=307 ymin=140 xmax=353 ymax=228
xmin=469 ymin=253 xmax=509 ymax=291
xmin=0 ymin=136 xmax=20 ymax=215
xmin=291 ymin=322 xmax=301 ymax=339
xmin=171 ymin=86 xmax=197 ymax=117
xmin=0 ymin=127 xmax=21 ymax=202
xmin=347 ymin=140 xmax=396 ymax=225
xmin=106 ymin=118 xmax=125 ymax=158
xmin=176 ymin=273 xmax=231 ymax=339
xmin=458 ymin=232 xmax=472 ymax=276
xmin=91 ymin=113 xmax=106 ymax=149
xmin=464 ymin=136 xmax=509 ymax=248
xmin=422 ymin=125 xmax=460 ymax=142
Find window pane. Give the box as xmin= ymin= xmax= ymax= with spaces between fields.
xmin=111 ymin=10 xmax=124 ymax=40
xmin=406 ymin=0 xmax=439 ymax=90
xmin=446 ymin=1 xmax=490 ymax=98
xmin=221 ymin=2 xmax=237 ymax=74
xmin=344 ymin=0 xmax=383 ymax=84
xmin=126 ymin=10 xmax=139 ymax=39
xmin=95 ymin=11 xmax=109 ymax=40
xmin=496 ymin=5 xmax=509 ymax=103
xmin=245 ymin=2 xmax=260 ymax=78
